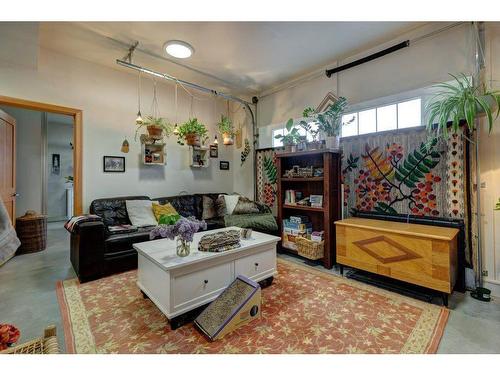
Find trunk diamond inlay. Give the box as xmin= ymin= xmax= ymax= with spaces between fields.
xmin=353 ymin=235 xmax=422 ymax=264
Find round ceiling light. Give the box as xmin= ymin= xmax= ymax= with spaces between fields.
xmin=164 ymin=40 xmax=194 ymax=59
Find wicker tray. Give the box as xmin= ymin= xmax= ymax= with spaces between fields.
xmin=296 ymin=237 xmax=324 ymax=260
xmin=0 ymin=326 xmax=59 ymax=354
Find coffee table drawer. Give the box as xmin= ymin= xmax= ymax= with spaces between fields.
xmin=234 ymin=249 xmax=276 ymax=280
xmin=172 ymin=262 xmax=232 ymax=310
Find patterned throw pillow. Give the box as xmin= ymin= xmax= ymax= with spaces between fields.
xmin=215 ymin=195 xmax=227 ymax=217
xmin=232 ymin=196 xmax=260 ymax=214
xmin=152 ymin=202 xmax=178 ymax=222
xmin=202 ymin=196 xmax=217 ymax=220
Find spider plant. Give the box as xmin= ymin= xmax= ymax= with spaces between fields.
xmin=134 ymin=116 xmax=172 ymax=141
xmin=426 ymin=73 xmax=500 ymax=137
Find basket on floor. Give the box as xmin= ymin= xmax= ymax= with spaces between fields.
xmin=0 ymin=325 xmax=59 ymax=354
xmin=296 ymin=237 xmax=324 ymax=260
xmin=15 ymin=211 xmax=47 ymax=254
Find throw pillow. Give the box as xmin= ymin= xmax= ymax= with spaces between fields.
xmin=215 ymin=195 xmax=227 ymax=217
xmin=223 ymin=194 xmax=240 ymax=215
xmin=125 ymin=200 xmax=158 ymax=227
xmin=202 ymin=196 xmax=217 ymax=220
xmin=152 ymin=202 xmax=178 ymax=221
xmin=232 ymin=196 xmax=260 ymax=214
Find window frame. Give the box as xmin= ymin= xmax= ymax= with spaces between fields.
xmin=341 ymin=96 xmax=423 ymax=139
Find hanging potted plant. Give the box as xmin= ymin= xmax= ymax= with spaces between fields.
xmin=274 ymin=119 xmax=301 ymax=152
xmin=315 ymin=97 xmax=354 ymax=149
xmin=135 ymin=116 xmax=172 ymax=141
xmin=177 ymin=118 xmax=209 ymax=146
xmin=217 ymin=115 xmax=235 ymax=145
xmin=426 ymin=73 xmax=500 ymax=136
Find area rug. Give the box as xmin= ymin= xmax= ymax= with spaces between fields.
xmin=56 ymin=258 xmax=448 ymax=354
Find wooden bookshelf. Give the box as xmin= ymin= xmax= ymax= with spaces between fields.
xmin=276 ymin=149 xmax=342 ymax=269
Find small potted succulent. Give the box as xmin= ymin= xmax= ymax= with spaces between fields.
xmin=274 ymin=119 xmax=301 ymax=152
xmin=177 ymin=118 xmax=209 ymax=146
xmin=150 ymin=216 xmax=207 ymax=257
xmin=135 ymin=116 xmax=172 ymax=141
xmin=217 ymin=114 xmax=235 ymax=145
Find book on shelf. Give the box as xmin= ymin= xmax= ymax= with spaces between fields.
xmin=284 ymin=190 xmax=303 ymax=205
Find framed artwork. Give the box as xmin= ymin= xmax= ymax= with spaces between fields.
xmin=51 ymin=154 xmax=60 ymax=175
xmin=219 ymin=161 xmax=230 ymax=170
xmin=209 ymin=144 xmax=218 ymax=158
xmin=103 ymin=156 xmax=125 ymax=172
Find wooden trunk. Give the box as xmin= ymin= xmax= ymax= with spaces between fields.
xmin=335 ymin=218 xmax=458 ymax=294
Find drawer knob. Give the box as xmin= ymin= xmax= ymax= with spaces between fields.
xmin=204 ymin=279 xmax=208 ymax=284
xmin=254 ymin=262 xmax=259 ymax=267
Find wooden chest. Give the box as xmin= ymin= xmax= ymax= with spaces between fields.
xmin=335 ymin=218 xmax=458 ymax=294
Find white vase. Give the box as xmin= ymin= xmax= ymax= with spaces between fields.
xmin=325 ymin=135 xmax=340 ymax=149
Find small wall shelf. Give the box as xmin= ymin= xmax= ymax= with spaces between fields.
xmin=190 ymin=146 xmax=209 ymax=168
xmin=141 ymin=137 xmax=166 ymax=165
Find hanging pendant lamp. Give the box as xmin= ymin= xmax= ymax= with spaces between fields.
xmin=135 ymin=71 xmax=143 ymax=125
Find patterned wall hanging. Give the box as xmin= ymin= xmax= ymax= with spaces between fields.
xmin=256 ymin=148 xmax=281 ymax=215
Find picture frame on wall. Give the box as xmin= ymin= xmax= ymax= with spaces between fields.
xmin=103 ymin=156 xmax=126 ymax=173
xmin=51 ymin=154 xmax=60 ymax=175
xmin=219 ymin=161 xmax=230 ymax=170
xmin=209 ymin=144 xmax=218 ymax=158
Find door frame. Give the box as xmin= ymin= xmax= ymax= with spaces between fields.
xmin=0 ymin=96 xmax=83 ymax=215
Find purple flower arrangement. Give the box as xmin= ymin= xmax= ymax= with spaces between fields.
xmin=150 ymin=216 xmax=207 ymax=243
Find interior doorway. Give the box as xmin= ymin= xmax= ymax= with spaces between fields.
xmin=0 ymin=96 xmax=82 ymax=220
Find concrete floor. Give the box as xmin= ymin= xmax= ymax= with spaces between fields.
xmin=1 ymin=225 xmax=499 ymax=353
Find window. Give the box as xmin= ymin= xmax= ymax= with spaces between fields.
xmin=341 ymin=98 xmax=422 ymax=137
xmin=272 ymin=128 xmax=284 ymax=147
xmin=271 ymin=121 xmax=319 ymax=148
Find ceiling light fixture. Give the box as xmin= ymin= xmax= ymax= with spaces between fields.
xmin=164 ymin=40 xmax=194 ymax=59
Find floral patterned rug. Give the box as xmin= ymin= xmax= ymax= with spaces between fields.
xmin=56 ymin=259 xmax=448 ymax=354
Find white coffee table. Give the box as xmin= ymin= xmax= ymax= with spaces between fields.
xmin=133 ymin=227 xmax=280 ymax=329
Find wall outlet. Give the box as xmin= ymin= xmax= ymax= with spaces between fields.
xmin=482 ymin=270 xmax=488 ymax=277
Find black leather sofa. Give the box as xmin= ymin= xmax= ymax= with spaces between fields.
xmin=70 ymin=193 xmax=229 ymax=282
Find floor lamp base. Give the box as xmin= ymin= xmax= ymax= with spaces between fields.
xmin=471 ymin=286 xmax=491 ymax=302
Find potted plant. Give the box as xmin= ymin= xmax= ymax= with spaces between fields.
xmin=426 ymin=73 xmax=500 ymax=136
xmin=299 ymin=108 xmax=322 ymax=150
xmin=274 ymin=119 xmax=301 ymax=152
xmin=135 ymin=116 xmax=172 ymax=142
xmin=315 ymin=97 xmax=354 ymax=149
xmin=177 ymin=118 xmax=209 ymax=146
xmin=425 ymin=72 xmax=500 ymax=303
xmin=217 ymin=115 xmax=235 ymax=145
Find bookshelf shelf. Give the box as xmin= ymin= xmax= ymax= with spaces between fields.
xmin=283 ymin=204 xmax=324 ymax=212
xmin=276 ymin=149 xmax=342 ymax=269
xmin=281 ymin=177 xmax=324 ymax=182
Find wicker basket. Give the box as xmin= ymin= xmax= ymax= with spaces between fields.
xmin=296 ymin=237 xmax=324 ymax=260
xmin=1 ymin=325 xmax=59 ymax=354
xmin=15 ymin=211 xmax=47 ymax=254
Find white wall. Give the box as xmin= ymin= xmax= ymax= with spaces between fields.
xmin=0 ymin=23 xmax=248 ymax=211
xmin=0 ymin=106 xmax=43 ymax=218
xmin=258 ymin=22 xmax=474 ymax=128
xmin=479 ymin=22 xmax=500 ymax=296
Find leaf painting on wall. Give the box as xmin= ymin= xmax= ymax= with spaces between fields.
xmin=352 ymin=140 xmax=442 ymax=216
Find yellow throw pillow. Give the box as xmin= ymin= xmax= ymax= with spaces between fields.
xmin=152 ymin=202 xmax=178 ymax=222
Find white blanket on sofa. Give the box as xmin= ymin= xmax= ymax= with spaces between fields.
xmin=0 ymin=199 xmax=20 ymax=266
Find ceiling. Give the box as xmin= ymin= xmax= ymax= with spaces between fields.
xmin=39 ymin=22 xmax=423 ymax=96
